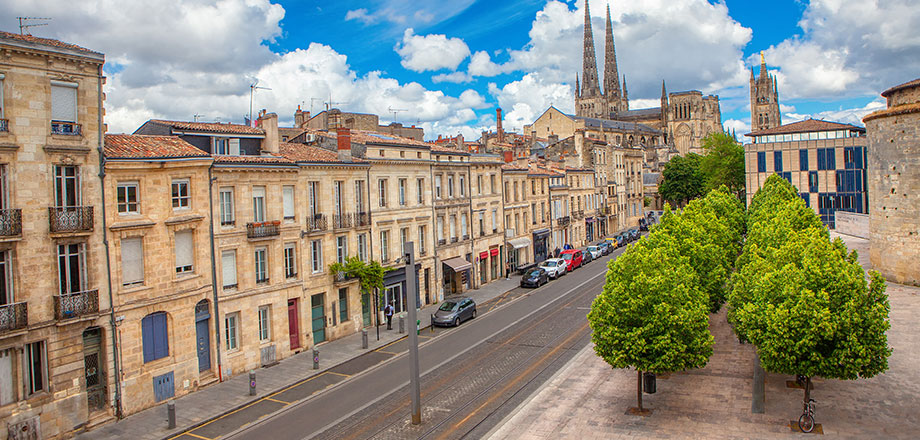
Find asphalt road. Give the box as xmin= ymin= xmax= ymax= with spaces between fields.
xmin=222 ymin=247 xmax=623 ymax=440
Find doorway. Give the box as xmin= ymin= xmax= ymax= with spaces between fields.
xmin=195 ymin=300 xmax=211 ymax=372
xmin=288 ymin=299 xmax=301 ymax=349
xmin=311 ymin=294 xmax=325 ymax=344
xmin=82 ymin=327 xmax=107 ymax=412
xmin=385 ymin=283 xmax=404 ymax=313
xmin=361 ymin=292 xmax=371 ymax=327
xmin=424 ymin=268 xmax=430 ymax=305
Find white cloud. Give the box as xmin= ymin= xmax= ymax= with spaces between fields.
xmin=780 ymin=104 xmax=796 ymax=113
xmin=395 ymin=28 xmax=471 ymax=72
xmin=468 ymin=51 xmax=504 ymax=77
xmin=488 ymin=73 xmax=574 ymax=132
xmin=784 ymin=98 xmax=885 ymax=127
xmin=432 ymin=72 xmax=473 ymax=84
xmin=722 ymin=119 xmax=751 ymax=142
xmin=340 ymin=1 xmax=476 ymax=28
xmin=629 ymin=98 xmax=660 ymax=110
xmin=345 ymin=8 xmax=376 ymax=25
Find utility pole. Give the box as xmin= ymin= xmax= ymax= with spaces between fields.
xmin=404 ymin=241 xmax=421 ymax=425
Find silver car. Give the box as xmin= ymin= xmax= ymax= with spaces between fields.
xmin=539 ymin=258 xmax=567 ymax=279
xmin=431 ymin=297 xmax=477 ymax=327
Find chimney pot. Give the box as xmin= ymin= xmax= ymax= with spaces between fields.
xmin=337 ymin=128 xmax=353 ymax=162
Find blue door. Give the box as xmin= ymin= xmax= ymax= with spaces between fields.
xmin=195 ymin=300 xmax=211 ymax=372
xmin=153 ymin=372 xmax=174 ymax=402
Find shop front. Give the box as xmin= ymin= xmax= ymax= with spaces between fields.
xmin=383 ymin=264 xmax=421 ymax=313
xmin=533 ymin=228 xmax=550 ymax=262
xmin=507 ymin=237 xmax=531 ymax=270
xmin=442 ymin=256 xmax=472 ymax=296
xmin=585 ymin=217 xmax=595 ymax=242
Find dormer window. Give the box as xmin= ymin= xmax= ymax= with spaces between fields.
xmin=214 ymin=137 xmax=240 ymax=155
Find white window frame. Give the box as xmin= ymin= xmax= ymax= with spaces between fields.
xmin=171 ymin=179 xmax=190 ymax=210
xmin=57 ymin=242 xmax=87 ymax=294
xmin=449 ymin=215 xmax=457 ymax=240
xmin=284 ymin=243 xmax=297 ymax=279
xmin=336 ymin=236 xmax=347 ymax=264
xmin=0 ymin=250 xmax=12 ymax=305
xmin=400 ymin=227 xmax=409 ymax=255
xmin=311 ymin=239 xmax=323 ymax=274
xmin=219 ymin=187 xmax=235 ymax=226
xmin=50 ymin=81 xmax=77 ymax=124
xmin=282 ymin=185 xmax=295 ymax=222
xmin=459 ymin=174 xmax=465 ymax=197
xmin=308 ymin=181 xmax=319 ymax=219
xmin=447 ymin=174 xmax=454 ymax=197
xmin=116 ymin=181 xmax=139 ymax=214
xmin=258 ymin=306 xmax=271 ymax=342
xmin=252 ymin=186 xmax=266 ymax=223
xmin=418 ymin=225 xmax=426 ymax=254
xmin=54 ymin=165 xmax=80 ymax=208
xmin=225 ymin=312 xmax=240 ymax=351
xmin=120 ymin=237 xmax=144 ymax=287
xmin=437 ymin=217 xmax=444 ymax=241
xmin=174 ymin=230 xmax=194 ymax=275
xmin=221 ymin=249 xmax=237 ymax=289
xmin=378 ymin=179 xmax=388 ymax=207
xmin=435 ymin=175 xmax=442 ymax=199
xmin=214 ymin=137 xmax=240 ymax=155
xmin=254 ymin=247 xmax=268 ymax=283
xmin=357 ymin=233 xmax=368 ymax=262
xmin=416 ymin=178 xmax=424 ymax=205
xmin=380 ymin=230 xmax=389 ymax=262
xmin=398 ymin=179 xmax=406 ymax=206
xmin=355 ymin=180 xmax=365 ymax=213
xmin=24 ymin=341 xmax=47 ymax=396
xmin=460 ymin=213 xmax=468 ymax=238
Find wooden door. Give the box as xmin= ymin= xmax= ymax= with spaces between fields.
xmin=288 ymin=299 xmax=301 ymax=349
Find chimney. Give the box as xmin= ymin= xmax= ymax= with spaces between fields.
xmin=337 ymin=128 xmax=353 ymax=162
xmin=294 ymin=105 xmax=305 ymax=128
xmin=503 ymin=151 xmax=513 ymax=163
xmin=258 ymin=111 xmax=280 ymax=154
xmin=496 ymin=108 xmax=504 ymax=144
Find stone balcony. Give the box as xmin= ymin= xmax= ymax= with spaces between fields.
xmin=54 ymin=289 xmax=99 ymax=320
xmin=0 ymin=301 xmax=27 ymax=333
xmin=49 ymin=206 xmax=94 ymax=233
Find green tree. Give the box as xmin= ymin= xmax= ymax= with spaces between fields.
xmin=699 ymin=132 xmax=745 ymax=197
xmin=328 ymin=257 xmax=389 ymax=307
xmin=658 ymin=153 xmax=704 ymax=207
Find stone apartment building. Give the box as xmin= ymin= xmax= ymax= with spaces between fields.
xmin=621 ymin=147 xmax=646 ymax=230
xmin=565 ymin=168 xmax=599 ymax=246
xmin=501 ymin=164 xmax=531 ymax=271
xmin=431 ymin=145 xmax=474 ymax=295
xmin=525 ymin=165 xmax=553 ymax=263
xmin=0 ymin=31 xmax=113 ymax=438
xmin=744 ymin=118 xmax=867 ymax=228
xmin=294 ymin=108 xmax=424 ymax=141
xmin=469 ymin=154 xmax=505 ymax=286
xmin=547 ymin=168 xmax=570 ymax=251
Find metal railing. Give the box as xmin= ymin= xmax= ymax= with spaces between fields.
xmin=0 ymin=209 xmax=22 ymax=236
xmin=247 ymin=221 xmax=280 ymax=238
xmin=0 ymin=119 xmax=8 ymax=133
xmin=49 ymin=206 xmax=94 ymax=233
xmin=51 ymin=121 xmax=82 ymax=136
xmin=574 ymin=210 xmax=585 ymax=219
xmin=54 ymin=289 xmax=99 ymax=320
xmin=334 ymin=271 xmax=356 ymax=283
xmin=450 ymin=237 xmax=458 ymax=243
xmin=556 ymin=216 xmax=570 ymax=227
xmin=333 ymin=213 xmax=353 ymax=229
xmin=306 ymin=215 xmax=327 ymax=233
xmin=462 ymin=234 xmax=469 ymax=241
xmin=437 ymin=238 xmax=447 ymax=246
xmin=0 ymin=302 xmax=27 ymax=333
xmin=355 ymin=212 xmax=371 ymax=227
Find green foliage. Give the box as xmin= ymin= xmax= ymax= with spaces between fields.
xmin=699 ymin=132 xmax=745 ymax=196
xmin=643 ymin=196 xmax=652 ymax=207
xmin=328 ymin=257 xmax=389 ymax=305
xmin=658 ymin=153 xmax=704 ymax=207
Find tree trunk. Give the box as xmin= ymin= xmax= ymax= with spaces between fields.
xmin=637 ymin=369 xmax=643 ymax=412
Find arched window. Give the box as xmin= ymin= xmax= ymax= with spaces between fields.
xmin=142 ymin=312 xmax=169 ymax=363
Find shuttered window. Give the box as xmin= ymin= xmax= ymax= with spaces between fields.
xmin=221 ymin=250 xmax=237 ymax=289
xmin=121 ymin=238 xmax=144 ymax=287
xmin=282 ymin=186 xmax=295 ymax=220
xmin=175 ymin=230 xmax=194 ymax=274
xmin=142 ymin=312 xmax=169 ymax=363
xmin=252 ymin=186 xmax=266 ymax=223
xmin=51 ymin=82 xmax=77 ymax=123
xmin=229 ymin=138 xmax=240 ymax=155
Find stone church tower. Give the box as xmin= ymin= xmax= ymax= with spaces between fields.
xmin=575 ymin=0 xmax=606 ymax=118
xmin=603 ymin=4 xmax=628 ymax=115
xmin=750 ymin=53 xmax=781 ymax=131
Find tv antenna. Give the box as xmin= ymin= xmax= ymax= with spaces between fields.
xmin=249 ymin=80 xmax=271 ymax=124
xmin=193 ymin=113 xmax=203 ymax=122
xmin=388 ymin=106 xmax=408 ymax=123
xmin=17 ymin=17 xmax=51 ymax=35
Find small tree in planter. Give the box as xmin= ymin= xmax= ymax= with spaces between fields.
xmin=328 ymin=256 xmax=389 ymax=319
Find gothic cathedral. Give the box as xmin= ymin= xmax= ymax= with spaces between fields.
xmin=750 ymin=53 xmax=781 ymax=132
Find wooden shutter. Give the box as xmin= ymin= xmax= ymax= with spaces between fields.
xmin=121 ymin=238 xmax=144 ymax=285
xmin=229 ymin=138 xmax=240 ymax=155
xmin=175 ymin=230 xmax=193 ymax=270
xmin=142 ymin=315 xmax=154 ymax=362
xmin=153 ymin=312 xmax=169 ymax=359
xmin=221 ymin=250 xmax=236 ymax=287
xmin=283 ymin=186 xmax=294 ymax=219
xmin=50 ymin=82 xmax=77 ymax=122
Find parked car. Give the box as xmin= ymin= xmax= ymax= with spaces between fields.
xmin=582 ymin=248 xmax=594 ymax=264
xmin=560 ymin=249 xmax=583 ymax=272
xmin=598 ymin=241 xmax=612 ymax=255
xmin=431 ymin=297 xmax=477 ymax=327
xmin=639 ymin=218 xmax=649 ymax=231
xmin=616 ymin=234 xmax=628 ymax=248
xmin=520 ymin=267 xmax=549 ymax=287
xmin=629 ymin=228 xmax=641 ymax=242
xmin=538 ymin=258 xmax=567 ymax=279
xmin=586 ymin=245 xmax=602 ymax=260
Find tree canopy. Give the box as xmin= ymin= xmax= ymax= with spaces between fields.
xmin=699 ymin=132 xmax=745 ymax=197
xmin=329 ymin=257 xmax=389 ymax=305
xmin=658 ymin=153 xmax=704 ymax=207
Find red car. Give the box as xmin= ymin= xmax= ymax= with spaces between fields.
xmin=559 ymin=249 xmax=583 ymax=272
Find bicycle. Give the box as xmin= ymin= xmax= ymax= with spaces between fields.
xmin=798 ymin=398 xmax=816 ymax=433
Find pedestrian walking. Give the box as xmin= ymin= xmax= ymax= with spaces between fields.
xmin=505 ymin=262 xmax=511 ymax=279
xmin=384 ymin=301 xmax=394 ymax=330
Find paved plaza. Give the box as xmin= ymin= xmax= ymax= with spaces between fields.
xmin=489 ymin=233 xmax=920 ymax=439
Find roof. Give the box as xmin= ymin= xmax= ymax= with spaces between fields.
xmin=279 ymin=142 xmax=367 ymax=164
xmin=212 ymin=154 xmax=293 ymax=165
xmin=881 ymin=78 xmax=920 ymax=97
xmin=147 ymin=119 xmax=265 ymax=135
xmin=501 ymin=163 xmax=528 ymax=172
xmin=309 ymin=129 xmax=432 ymax=148
xmin=104 ymin=134 xmax=210 ymax=159
xmin=574 ymin=116 xmax=661 ymax=134
xmin=430 ymin=143 xmax=470 ymax=155
xmin=621 ymin=108 xmax=662 ymax=119
xmin=0 ymin=30 xmax=103 ymax=58
xmin=745 ymin=118 xmax=865 ymax=137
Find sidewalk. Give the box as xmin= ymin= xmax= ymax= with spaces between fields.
xmin=79 ymin=275 xmax=523 ymax=440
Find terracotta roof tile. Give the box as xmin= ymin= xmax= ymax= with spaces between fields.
xmin=746 ymin=118 xmax=865 ymax=137
xmin=149 ymin=119 xmax=264 ymax=135
xmin=212 ymin=154 xmax=293 ymax=165
xmin=308 ymin=129 xmax=432 ymax=148
xmin=280 ymin=142 xmax=367 ymax=164
xmin=104 ymin=134 xmax=209 ymax=159
xmin=0 ymin=31 xmax=102 ymax=56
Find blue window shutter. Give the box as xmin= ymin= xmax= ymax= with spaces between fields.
xmin=142 ymin=315 xmax=154 ymax=363
xmin=153 ymin=313 xmax=168 ymax=360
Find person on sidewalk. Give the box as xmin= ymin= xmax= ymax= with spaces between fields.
xmin=505 ymin=262 xmax=511 ymax=280
xmin=384 ymin=301 xmax=394 ymax=330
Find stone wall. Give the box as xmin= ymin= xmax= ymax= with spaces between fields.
xmin=834 ymin=212 xmax=869 ymax=239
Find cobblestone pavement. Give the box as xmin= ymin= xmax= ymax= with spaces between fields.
xmin=488 ymin=233 xmax=920 ymax=439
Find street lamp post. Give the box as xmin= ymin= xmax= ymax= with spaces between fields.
xmin=404 ymin=242 xmax=421 ymax=425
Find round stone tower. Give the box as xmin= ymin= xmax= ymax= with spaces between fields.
xmin=863 ymin=78 xmax=920 ymax=285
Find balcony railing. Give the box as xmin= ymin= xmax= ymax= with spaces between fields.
xmin=0 ymin=119 xmax=8 ymax=133
xmin=462 ymin=234 xmax=469 ymax=241
xmin=557 ymin=216 xmax=571 ymax=227
xmin=247 ymin=221 xmax=280 ymax=239
xmin=450 ymin=237 xmax=458 ymax=243
xmin=0 ymin=209 xmax=22 ymax=236
xmin=51 ymin=121 xmax=82 ymax=136
xmin=333 ymin=213 xmax=353 ymax=229
xmin=0 ymin=302 xmax=27 ymax=333
xmin=437 ymin=238 xmax=447 ymax=246
xmin=306 ymin=215 xmax=327 ymax=233
xmin=54 ymin=289 xmax=99 ymax=320
xmin=574 ymin=210 xmax=585 ymax=219
xmin=334 ymin=271 xmax=356 ymax=283
xmin=49 ymin=206 xmax=94 ymax=233
xmin=355 ymin=212 xmax=371 ymax=227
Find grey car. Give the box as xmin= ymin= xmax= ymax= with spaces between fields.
xmin=431 ymin=297 xmax=477 ymax=327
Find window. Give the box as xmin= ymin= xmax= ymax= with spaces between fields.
xmin=336 ymin=236 xmax=347 ymax=264
xmin=418 ymin=225 xmax=426 ymax=254
xmin=258 ymin=306 xmax=271 ymax=342
xmin=339 ymin=288 xmax=349 ymax=323
xmin=0 ymin=251 xmax=11 ymax=306
xmin=117 ymin=182 xmax=139 ymax=214
xmin=459 ymin=174 xmax=465 ymax=197
xmin=491 ymin=209 xmax=498 ymax=233
xmin=252 ymin=186 xmax=266 ymax=223
xmin=531 ymin=180 xmax=536 ymax=195
xmin=225 ymin=313 xmax=239 ymax=351
xmin=175 ymin=230 xmax=194 ymax=275
xmin=378 ymin=179 xmax=388 ymax=207
xmin=448 ymin=174 xmax=454 ymax=197
xmin=50 ymin=81 xmax=77 ymax=129
xmin=308 ymin=182 xmax=319 ymax=219
xmin=355 ymin=180 xmax=365 ymax=213
xmin=504 ymin=182 xmax=510 ymax=202
xmin=284 ymin=243 xmax=297 ymax=279
xmin=311 ymin=240 xmax=323 ymax=273
xmin=460 ymin=213 xmax=468 ymax=237
xmin=282 ymin=185 xmax=295 ymax=221
xmin=142 ymin=312 xmax=169 ymax=363
xmin=54 ymin=165 xmax=80 ymax=207
xmin=435 ymin=175 xmax=442 ymax=199
xmin=449 ymin=215 xmax=457 ymax=239
xmin=57 ymin=243 xmax=86 ymax=294
xmin=491 ymin=174 xmax=497 ymax=194
xmin=757 ymin=152 xmax=766 ymax=173
xmin=532 ymin=204 xmax=537 ymax=224
xmin=478 ymin=175 xmax=483 ymax=194
xmin=400 ymin=227 xmax=409 ymax=255
xmin=541 ymin=202 xmax=546 ymax=222
xmin=799 ymin=149 xmax=809 ymax=171
xmin=380 ymin=230 xmax=390 ymax=261
xmin=478 ymin=212 xmax=484 ymax=235
xmin=437 ymin=217 xmax=444 ymax=241
xmin=221 ymin=250 xmax=237 ymax=289
xmin=121 ymin=238 xmax=144 ymax=287
xmin=398 ymin=179 xmax=407 ymax=206
xmin=214 ymin=137 xmax=240 ymax=155
xmin=357 ymin=233 xmax=368 ymax=261
xmin=254 ymin=247 xmax=268 ymax=283
xmin=334 ymin=181 xmax=343 ymax=217
xmin=25 ymin=341 xmax=47 ymax=395
xmin=219 ymin=187 xmax=234 ymax=225
xmin=809 ymin=171 xmax=819 ymax=193
xmin=774 ymin=151 xmax=783 ymax=172
xmin=171 ymin=179 xmax=190 ymax=210
xmin=416 ymin=178 xmax=424 ymax=205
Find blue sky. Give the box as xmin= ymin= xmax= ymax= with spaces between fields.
xmin=5 ymin=0 xmax=918 ymax=141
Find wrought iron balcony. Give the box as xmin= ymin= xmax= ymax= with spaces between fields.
xmin=462 ymin=234 xmax=469 ymax=241
xmin=306 ymin=215 xmax=327 ymax=233
xmin=450 ymin=237 xmax=458 ymax=243
xmin=54 ymin=289 xmax=99 ymax=320
xmin=0 ymin=119 xmax=8 ymax=133
xmin=334 ymin=271 xmax=356 ymax=283
xmin=556 ymin=216 xmax=570 ymax=227
xmin=333 ymin=213 xmax=353 ymax=229
xmin=355 ymin=212 xmax=371 ymax=227
xmin=51 ymin=121 xmax=82 ymax=136
xmin=49 ymin=206 xmax=94 ymax=233
xmin=0 ymin=301 xmax=27 ymax=333
xmin=574 ymin=210 xmax=585 ymax=219
xmin=0 ymin=209 xmax=22 ymax=236
xmin=437 ymin=238 xmax=447 ymax=246
xmin=246 ymin=221 xmax=280 ymax=239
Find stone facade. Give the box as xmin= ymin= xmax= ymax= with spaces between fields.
xmin=863 ymin=78 xmax=920 ymax=286
xmin=297 ymin=108 xmax=424 ymax=141
xmin=470 ymin=154 xmax=506 ymax=286
xmin=0 ymin=32 xmax=111 ymax=439
xmin=750 ymin=54 xmax=782 ymax=132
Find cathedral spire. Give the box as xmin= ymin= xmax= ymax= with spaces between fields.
xmin=759 ymin=51 xmax=768 ymax=81
xmin=580 ymin=0 xmax=601 ymax=98
xmin=603 ymin=3 xmax=621 ymax=99
xmin=575 ymin=74 xmax=580 ymax=98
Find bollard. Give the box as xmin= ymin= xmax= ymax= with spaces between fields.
xmin=399 ymin=314 xmax=405 ymax=334
xmin=249 ymin=371 xmax=256 ymax=396
xmin=313 ymin=348 xmax=320 ymax=370
xmin=362 ymin=329 xmax=368 ymax=349
xmin=167 ymin=400 xmax=176 ymax=429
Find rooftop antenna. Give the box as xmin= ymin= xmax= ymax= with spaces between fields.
xmin=249 ymin=80 xmax=271 ymax=124
xmin=193 ymin=113 xmax=203 ymax=122
xmin=17 ymin=17 xmax=51 ymax=35
xmin=309 ymin=98 xmax=322 ymax=115
xmin=388 ymin=106 xmax=408 ymax=123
